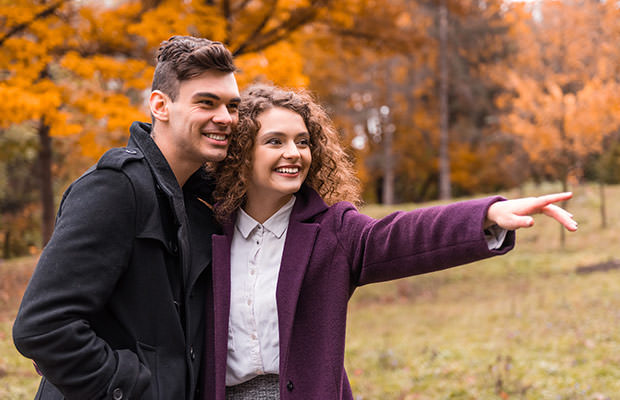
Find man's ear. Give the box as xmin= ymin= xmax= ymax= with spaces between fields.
xmin=149 ymin=90 xmax=170 ymax=122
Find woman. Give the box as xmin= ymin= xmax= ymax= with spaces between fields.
xmin=202 ymin=84 xmax=577 ymax=399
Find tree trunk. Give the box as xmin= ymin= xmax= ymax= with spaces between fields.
xmin=381 ymin=121 xmax=394 ymax=205
xmin=560 ymin=177 xmax=568 ymax=249
xmin=3 ymin=230 xmax=10 ymax=259
xmin=38 ymin=118 xmax=55 ymax=246
xmin=599 ymin=180 xmax=607 ymax=229
xmin=382 ymin=61 xmax=395 ymax=205
xmin=438 ymin=0 xmax=451 ymax=200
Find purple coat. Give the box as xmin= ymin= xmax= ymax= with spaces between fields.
xmin=202 ymin=185 xmax=514 ymax=399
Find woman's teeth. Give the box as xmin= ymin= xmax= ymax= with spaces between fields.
xmin=276 ymin=167 xmax=299 ymax=174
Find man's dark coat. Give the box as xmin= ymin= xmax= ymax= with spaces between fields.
xmin=13 ymin=122 xmax=216 ymax=400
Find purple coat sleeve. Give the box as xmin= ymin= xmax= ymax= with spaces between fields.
xmin=334 ymin=196 xmax=515 ymax=286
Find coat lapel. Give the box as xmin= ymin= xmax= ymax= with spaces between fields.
xmin=211 ymin=222 xmax=233 ymax=399
xmin=276 ymin=189 xmax=324 ymax=373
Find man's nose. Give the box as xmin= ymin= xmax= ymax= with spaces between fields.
xmin=212 ymin=105 xmax=233 ymax=125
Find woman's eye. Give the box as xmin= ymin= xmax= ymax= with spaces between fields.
xmin=298 ymin=138 xmax=310 ymax=146
xmin=266 ymin=138 xmax=281 ymax=145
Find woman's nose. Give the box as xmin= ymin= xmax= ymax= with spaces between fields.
xmin=282 ymin=142 xmax=300 ymax=159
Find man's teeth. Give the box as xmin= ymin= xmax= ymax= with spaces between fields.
xmin=205 ymin=133 xmax=226 ymax=141
xmin=276 ymin=167 xmax=299 ymax=174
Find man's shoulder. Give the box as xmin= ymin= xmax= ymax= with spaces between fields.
xmin=97 ymin=146 xmax=145 ymax=172
xmin=68 ymin=146 xmax=152 ymax=197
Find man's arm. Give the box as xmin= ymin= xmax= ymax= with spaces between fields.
xmin=13 ymin=168 xmax=150 ymax=400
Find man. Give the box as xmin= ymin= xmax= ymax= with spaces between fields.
xmin=13 ymin=35 xmax=240 ymax=400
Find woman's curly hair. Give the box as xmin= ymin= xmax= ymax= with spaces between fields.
xmin=211 ymin=83 xmax=362 ymax=222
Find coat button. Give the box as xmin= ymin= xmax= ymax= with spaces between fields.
xmin=190 ymin=346 xmax=196 ymax=361
xmin=112 ymin=387 xmax=123 ymax=399
xmin=286 ymin=380 xmax=294 ymax=391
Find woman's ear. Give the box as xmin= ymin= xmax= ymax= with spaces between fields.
xmin=149 ymin=90 xmax=170 ymax=122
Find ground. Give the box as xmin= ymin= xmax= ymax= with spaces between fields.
xmin=1 ymin=182 xmax=619 ymax=399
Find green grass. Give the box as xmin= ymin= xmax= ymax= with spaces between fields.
xmin=346 ymin=182 xmax=620 ymax=399
xmin=1 ymin=183 xmax=618 ymax=399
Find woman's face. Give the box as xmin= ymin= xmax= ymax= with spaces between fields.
xmin=245 ymin=106 xmax=312 ymax=205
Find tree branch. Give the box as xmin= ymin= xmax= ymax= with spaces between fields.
xmin=232 ymin=0 xmax=254 ymax=14
xmin=221 ymin=0 xmax=233 ymax=45
xmin=233 ymin=0 xmax=334 ymax=56
xmin=232 ymin=0 xmax=278 ymax=55
xmin=0 ymin=0 xmax=66 ymax=47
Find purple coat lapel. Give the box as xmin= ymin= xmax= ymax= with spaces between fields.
xmin=276 ymin=219 xmax=319 ymax=374
xmin=211 ymin=222 xmax=234 ymax=399
xmin=276 ymin=187 xmax=327 ymax=375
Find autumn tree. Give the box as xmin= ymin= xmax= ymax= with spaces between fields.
xmin=304 ymin=0 xmax=520 ymax=203
xmin=0 ymin=0 xmax=154 ymax=248
xmin=497 ymin=0 xmax=620 ymax=235
xmin=0 ymin=0 xmax=349 ymax=252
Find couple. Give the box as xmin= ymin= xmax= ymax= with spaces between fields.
xmin=12 ymin=36 xmax=577 ymax=400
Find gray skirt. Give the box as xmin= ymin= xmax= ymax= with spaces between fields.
xmin=225 ymin=374 xmax=280 ymax=400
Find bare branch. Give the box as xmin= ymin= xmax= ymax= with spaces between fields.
xmin=233 ymin=0 xmax=278 ymax=55
xmin=232 ymin=0 xmax=253 ymax=14
xmin=233 ymin=0 xmax=330 ymax=56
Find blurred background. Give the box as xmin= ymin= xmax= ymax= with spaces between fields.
xmin=1 ymin=0 xmax=619 ymax=254
xmin=1 ymin=1 xmax=620 ymax=398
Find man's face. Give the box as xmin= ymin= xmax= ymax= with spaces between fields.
xmin=165 ymin=70 xmax=240 ymax=165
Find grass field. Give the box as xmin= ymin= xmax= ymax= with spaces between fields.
xmin=1 ymin=182 xmax=619 ymax=399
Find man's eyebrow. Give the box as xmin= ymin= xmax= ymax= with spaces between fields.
xmin=193 ymin=92 xmax=219 ymax=100
xmin=193 ymin=92 xmax=241 ymax=103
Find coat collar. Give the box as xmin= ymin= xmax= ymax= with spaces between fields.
xmin=289 ymin=184 xmax=329 ymax=221
xmin=128 ymin=121 xmax=183 ymax=199
xmin=128 ymin=121 xmax=214 ymax=200
xmin=236 ymin=196 xmax=296 ymax=239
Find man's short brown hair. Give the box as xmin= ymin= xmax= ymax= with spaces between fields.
xmin=152 ymin=36 xmax=236 ymax=101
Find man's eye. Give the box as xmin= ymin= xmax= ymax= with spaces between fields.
xmin=227 ymin=103 xmax=239 ymax=112
xmin=199 ymin=100 xmax=214 ymax=106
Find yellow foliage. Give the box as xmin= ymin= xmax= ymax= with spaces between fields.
xmin=76 ymin=2 xmax=145 ymax=53
xmin=235 ymin=41 xmax=309 ymax=89
xmin=496 ymin=0 xmax=620 ymax=178
xmin=127 ymin=0 xmax=227 ymax=49
xmin=48 ymin=112 xmax=83 ymax=138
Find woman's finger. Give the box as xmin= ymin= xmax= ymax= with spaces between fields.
xmin=542 ymin=204 xmax=578 ymax=231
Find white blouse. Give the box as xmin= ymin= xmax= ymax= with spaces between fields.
xmin=225 ymin=196 xmax=296 ymax=386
